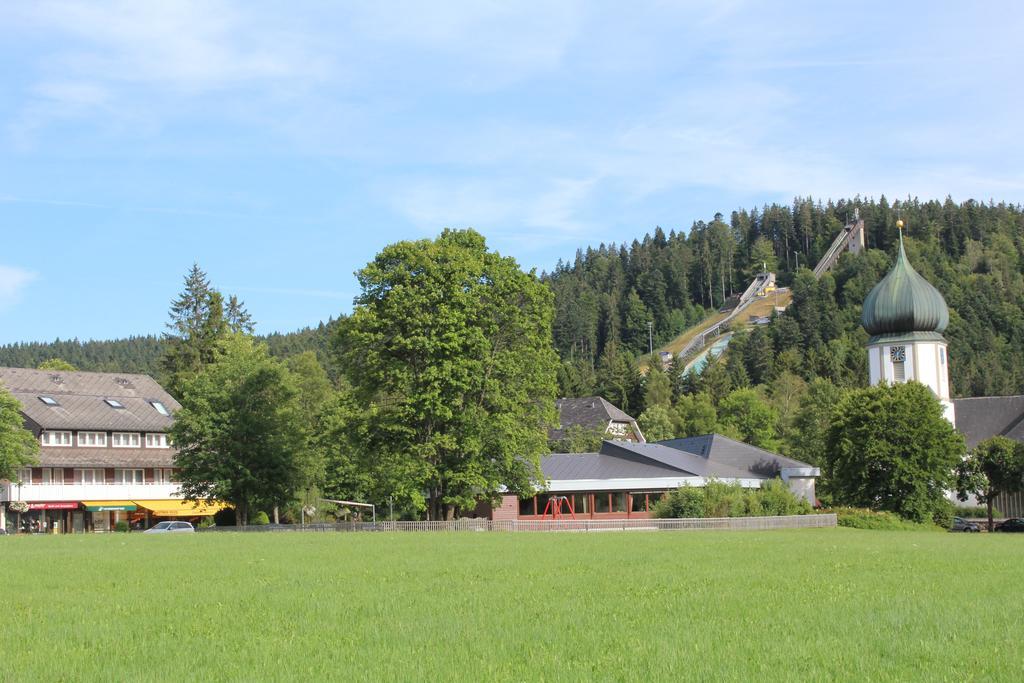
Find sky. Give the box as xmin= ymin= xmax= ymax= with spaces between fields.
xmin=1 ymin=1 xmax=1022 ymax=344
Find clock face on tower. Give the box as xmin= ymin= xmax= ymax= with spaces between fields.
xmin=890 ymin=346 xmax=906 ymax=363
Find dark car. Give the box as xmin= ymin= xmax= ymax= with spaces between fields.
xmin=950 ymin=516 xmax=980 ymax=532
xmin=994 ymin=518 xmax=1024 ymax=533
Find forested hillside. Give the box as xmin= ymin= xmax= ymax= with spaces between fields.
xmin=546 ymin=197 xmax=1024 ymax=404
xmin=4 ymin=197 xmax=1023 ymax=407
xmin=0 ymin=321 xmax=341 ymax=381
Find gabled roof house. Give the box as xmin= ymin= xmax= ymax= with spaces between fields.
xmin=0 ymin=367 xmax=223 ymax=533
xmin=550 ymin=396 xmax=645 ymax=443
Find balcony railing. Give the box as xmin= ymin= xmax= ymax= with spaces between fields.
xmin=1 ymin=482 xmax=181 ymax=502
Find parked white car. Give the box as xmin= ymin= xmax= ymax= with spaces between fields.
xmin=144 ymin=521 xmax=195 ymax=534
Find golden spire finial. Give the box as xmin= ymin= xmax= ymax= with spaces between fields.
xmin=896 ymin=218 xmax=904 ymax=233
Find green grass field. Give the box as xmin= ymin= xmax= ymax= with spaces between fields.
xmin=2 ymin=528 xmax=1021 ymax=681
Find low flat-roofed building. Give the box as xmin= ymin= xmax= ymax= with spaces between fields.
xmin=492 ymin=434 xmax=819 ymax=520
xmin=0 ymin=367 xmax=224 ymax=533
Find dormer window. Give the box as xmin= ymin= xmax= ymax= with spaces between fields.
xmin=111 ymin=432 xmax=140 ymax=448
xmin=145 ymin=433 xmax=169 ymax=448
xmin=38 ymin=396 xmax=60 ymax=406
xmin=150 ymin=400 xmax=170 ymax=416
xmin=105 ymin=399 xmax=125 ymax=409
xmin=41 ymin=431 xmax=72 ymax=447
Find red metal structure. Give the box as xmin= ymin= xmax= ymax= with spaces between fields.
xmin=541 ymin=495 xmax=577 ymax=520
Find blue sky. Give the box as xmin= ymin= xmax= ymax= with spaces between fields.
xmin=1 ymin=1 xmax=1022 ymax=344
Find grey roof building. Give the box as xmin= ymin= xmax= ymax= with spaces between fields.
xmin=952 ymin=396 xmax=1024 ymax=450
xmin=540 ymin=434 xmax=819 ymax=502
xmin=550 ymin=396 xmax=645 ymax=443
xmin=0 ymin=367 xmax=180 ymax=468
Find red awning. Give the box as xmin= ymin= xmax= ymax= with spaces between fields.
xmin=27 ymin=502 xmax=79 ymax=510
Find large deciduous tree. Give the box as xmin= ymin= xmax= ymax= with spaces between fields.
xmin=171 ymin=335 xmax=307 ymax=526
xmin=0 ymin=387 xmax=37 ymax=482
xmin=824 ymin=382 xmax=964 ymax=523
xmin=336 ymin=229 xmax=558 ymax=520
xmin=956 ymin=436 xmax=1024 ymax=531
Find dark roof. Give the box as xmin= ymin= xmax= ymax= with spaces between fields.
xmin=36 ymin=447 xmax=176 ymax=468
xmin=541 ymin=452 xmax=686 ymax=480
xmin=862 ymin=233 xmax=949 ymax=340
xmin=540 ymin=434 xmax=816 ymax=483
xmin=549 ymin=396 xmax=641 ymax=441
xmin=0 ymin=367 xmax=180 ymax=432
xmin=953 ymin=396 xmax=1024 ymax=449
xmin=601 ymin=440 xmax=753 ymax=479
xmin=657 ymin=434 xmax=813 ymax=478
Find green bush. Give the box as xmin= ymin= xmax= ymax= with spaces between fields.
xmin=197 ymin=517 xmax=215 ymax=529
xmin=828 ymin=507 xmax=942 ymax=531
xmin=251 ymin=511 xmax=270 ymax=526
xmin=931 ymin=500 xmax=955 ymax=529
xmin=651 ymin=479 xmax=811 ymax=519
xmin=955 ymin=505 xmax=1001 ymax=518
xmin=651 ymin=486 xmax=703 ymax=518
xmin=114 ymin=521 xmax=130 ymax=533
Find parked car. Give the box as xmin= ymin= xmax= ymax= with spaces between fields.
xmin=144 ymin=521 xmax=195 ymax=534
xmin=994 ymin=518 xmax=1024 ymax=533
xmin=950 ymin=517 xmax=980 ymax=532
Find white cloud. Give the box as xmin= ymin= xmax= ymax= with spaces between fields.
xmin=0 ymin=266 xmax=37 ymax=309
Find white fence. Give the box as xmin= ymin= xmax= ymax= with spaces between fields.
xmin=203 ymin=513 xmax=837 ymax=533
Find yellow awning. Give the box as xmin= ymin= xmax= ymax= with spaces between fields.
xmin=82 ymin=500 xmax=137 ymax=512
xmin=133 ymin=499 xmax=228 ymax=517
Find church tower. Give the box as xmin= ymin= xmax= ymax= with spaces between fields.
xmin=861 ymin=220 xmax=955 ymax=425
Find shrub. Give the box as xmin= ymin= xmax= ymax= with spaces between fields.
xmin=251 ymin=511 xmax=270 ymax=526
xmin=828 ymin=507 xmax=942 ymax=531
xmin=651 ymin=486 xmax=703 ymax=518
xmin=651 ymin=479 xmax=811 ymax=519
xmin=931 ymin=500 xmax=955 ymax=529
xmin=114 ymin=521 xmax=130 ymax=533
xmin=197 ymin=517 xmax=215 ymax=529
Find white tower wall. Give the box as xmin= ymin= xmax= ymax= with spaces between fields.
xmin=867 ymin=339 xmax=955 ymax=426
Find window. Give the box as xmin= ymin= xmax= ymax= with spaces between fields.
xmin=77 ymin=431 xmax=107 ymax=447
xmin=145 ymin=433 xmax=168 ymax=448
xmin=74 ymin=468 xmax=105 ymax=484
xmin=611 ymin=492 xmax=628 ymax=513
xmin=893 ymin=361 xmax=906 ymax=383
xmin=630 ymin=493 xmax=648 ymax=513
xmin=153 ymin=469 xmax=176 ymax=484
xmin=111 ymin=432 xmax=140 ymax=448
xmin=940 ymin=348 xmax=946 ymax=365
xmin=115 ymin=469 xmax=145 ymax=485
xmin=518 ymin=496 xmax=536 ymax=516
xmin=41 ymin=468 xmax=63 ymax=484
xmin=150 ymin=401 xmax=170 ymax=416
xmin=17 ymin=467 xmax=32 ymax=484
xmin=570 ymin=493 xmax=589 ymax=515
xmin=38 ymin=396 xmax=60 ymax=406
xmin=41 ymin=431 xmax=72 ymax=447
xmin=104 ymin=399 xmax=125 ymax=409
xmin=593 ymin=493 xmax=610 ymax=513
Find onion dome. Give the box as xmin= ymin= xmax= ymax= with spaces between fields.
xmin=861 ymin=223 xmax=949 ymax=338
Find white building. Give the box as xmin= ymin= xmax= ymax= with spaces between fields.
xmin=1 ymin=367 xmax=223 ymax=533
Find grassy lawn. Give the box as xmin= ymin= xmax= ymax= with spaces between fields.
xmin=2 ymin=528 xmax=1020 ymax=681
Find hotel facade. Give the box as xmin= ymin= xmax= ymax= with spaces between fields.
xmin=0 ymin=367 xmax=222 ymax=533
